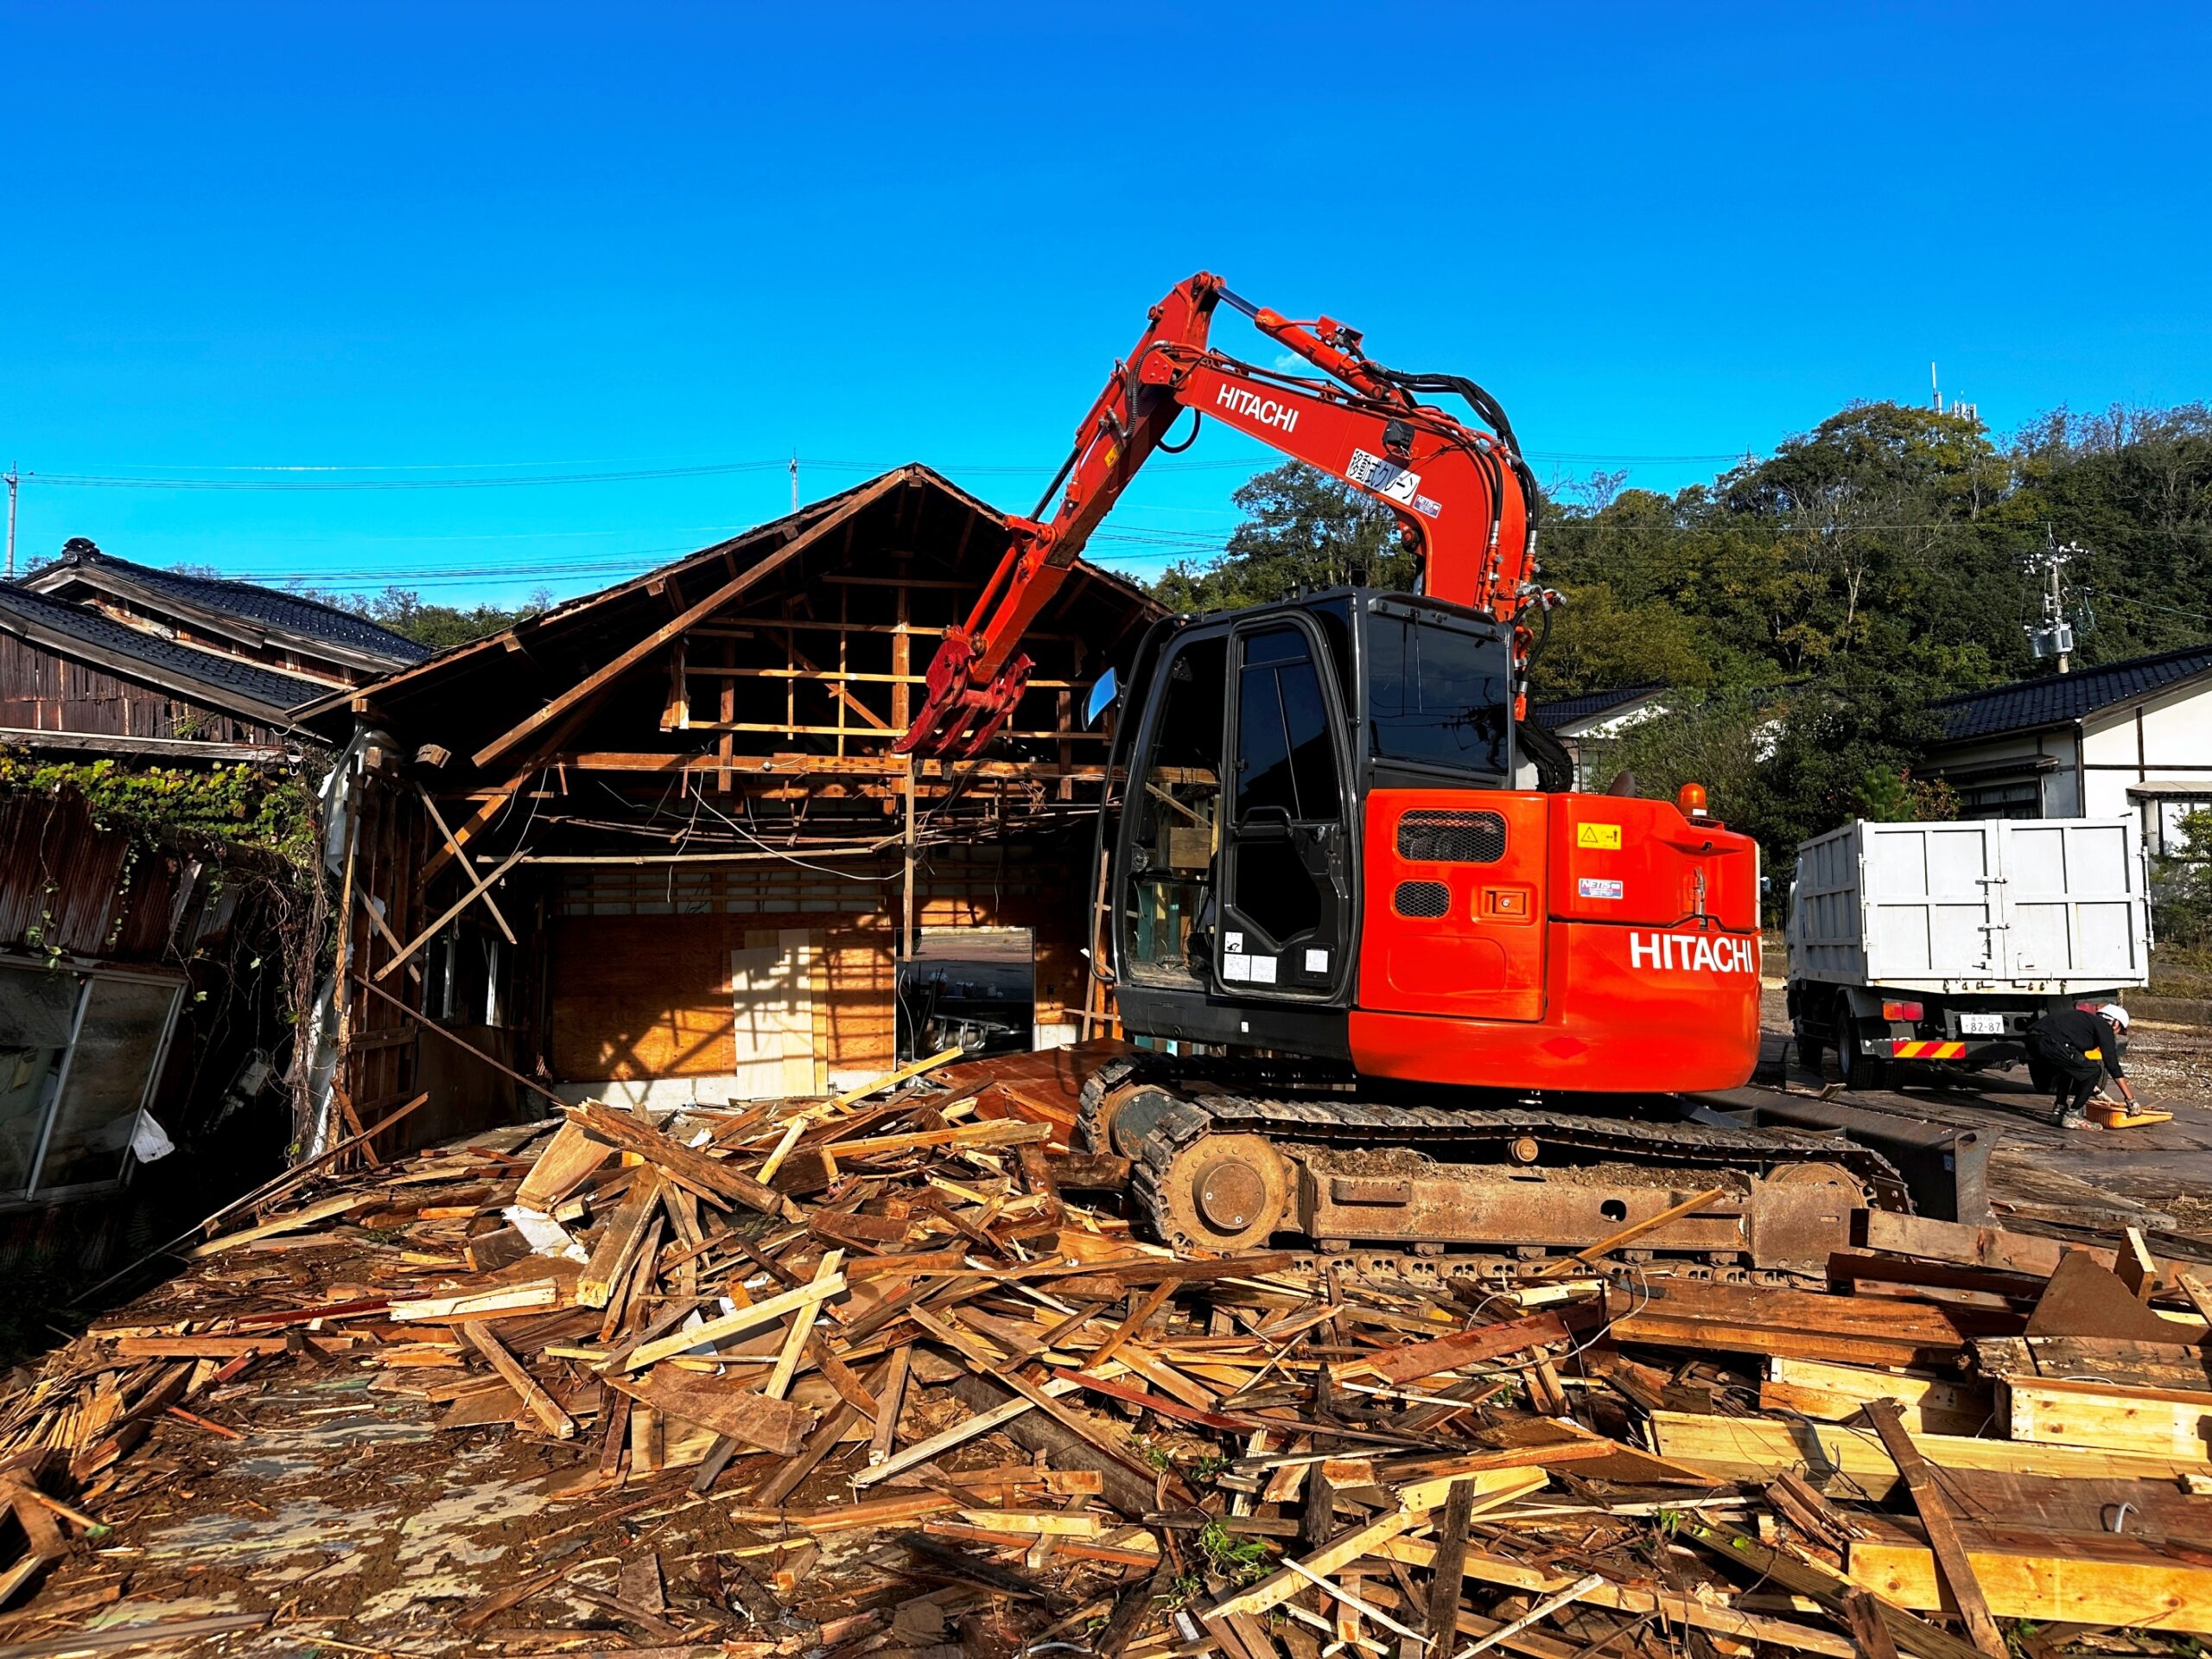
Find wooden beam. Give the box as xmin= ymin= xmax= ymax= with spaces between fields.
xmin=1849 ymin=1533 xmax=2212 ymax=1636
xmin=1647 ymin=1408 xmax=2208 ymax=1496
xmin=375 ymin=849 xmax=527 ymax=981
xmin=462 ymin=1322 xmax=577 ymax=1439
xmin=1998 ymin=1374 xmax=2212 ymax=1459
xmin=421 ymin=768 xmax=528 ymax=886
xmin=416 ymin=784 xmax=515 ymax=944
xmin=472 ymin=480 xmax=893 ymax=770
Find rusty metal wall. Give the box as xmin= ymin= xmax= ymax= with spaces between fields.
xmin=0 ymin=633 xmax=282 ymax=746
xmin=0 ymin=790 xmax=267 ymax=966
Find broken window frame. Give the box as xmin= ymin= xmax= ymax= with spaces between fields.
xmin=0 ymin=957 xmax=186 ymax=1205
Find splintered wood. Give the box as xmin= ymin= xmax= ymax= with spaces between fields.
xmin=0 ymin=1046 xmax=2206 ymax=1656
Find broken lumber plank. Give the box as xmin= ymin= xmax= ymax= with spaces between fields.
xmin=1344 ymin=1311 xmax=1575 ymax=1383
xmin=1762 ymin=1357 xmax=1993 ymax=1436
xmin=867 ymin=1342 xmax=910 ymax=1466
xmin=1866 ymin=1397 xmax=2005 ymax=1658
xmin=1426 ymin=1478 xmax=1480 ymax=1652
xmin=1208 ymin=1506 xmax=1425 ymax=1620
xmin=1385 ymin=1533 xmax=1860 ymax=1659
xmin=187 ymin=1192 xmax=373 ymax=1256
xmin=391 ymin=1281 xmax=561 ymax=1323
xmin=577 ymin=1170 xmax=664 ymax=1309
xmin=1648 ymin=1408 xmax=2207 ymax=1495
xmin=1856 ymin=1209 xmax=2121 ymax=1279
xmin=1609 ymin=1279 xmax=1977 ymax=1369
xmin=515 ymin=1121 xmax=616 ymax=1210
xmin=851 ymin=1375 xmax=1080 ymax=1487
xmin=1674 ymin=1515 xmax=1986 ymax=1659
xmin=607 ymin=1369 xmax=813 ymax=1456
xmin=567 ymin=1100 xmax=796 ymax=1218
xmin=792 ymin=1118 xmax=1049 ymax=1161
xmin=765 ymin=1249 xmax=842 ymax=1399
xmin=1999 ymin=1373 xmax=2212 ymax=1459
xmin=461 ymin=1322 xmax=577 ymax=1440
xmin=620 ymin=1270 xmax=847 ymax=1370
xmin=1974 ymin=1333 xmax=2212 ymax=1392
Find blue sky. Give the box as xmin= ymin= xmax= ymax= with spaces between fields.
xmin=3 ymin=3 xmax=2207 ymax=603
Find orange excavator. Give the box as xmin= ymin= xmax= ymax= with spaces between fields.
xmin=899 ymin=276 xmax=1904 ymax=1273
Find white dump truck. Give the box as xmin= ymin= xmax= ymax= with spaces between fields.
xmin=1785 ymin=817 xmax=2151 ymax=1090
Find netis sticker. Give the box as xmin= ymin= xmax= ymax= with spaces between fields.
xmin=1578 ymin=877 xmax=1624 ymax=900
xmin=1576 ymin=823 xmax=1623 ymax=849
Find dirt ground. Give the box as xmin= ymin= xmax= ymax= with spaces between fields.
xmin=1754 ymin=982 xmax=2212 ymax=1261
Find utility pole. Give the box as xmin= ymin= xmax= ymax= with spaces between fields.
xmin=789 ymin=453 xmax=799 ymax=515
xmin=2024 ymin=527 xmax=2081 ymax=673
xmin=3 ymin=463 xmax=17 ymax=580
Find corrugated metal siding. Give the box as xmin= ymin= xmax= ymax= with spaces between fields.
xmin=0 ymin=791 xmax=238 ymax=965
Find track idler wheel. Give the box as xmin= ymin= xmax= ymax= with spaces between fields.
xmin=1154 ymin=1133 xmax=1288 ymax=1251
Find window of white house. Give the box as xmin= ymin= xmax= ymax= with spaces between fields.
xmin=0 ymin=961 xmax=183 ymax=1202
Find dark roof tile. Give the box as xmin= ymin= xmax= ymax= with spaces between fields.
xmin=0 ymin=582 xmax=328 ymax=719
xmin=1531 ymin=683 xmax=1667 ymax=729
xmin=1933 ymin=644 xmax=2212 ymax=741
xmin=31 ymin=549 xmax=431 ymax=664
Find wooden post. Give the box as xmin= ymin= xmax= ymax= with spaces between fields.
xmin=716 ymin=637 xmax=734 ymax=793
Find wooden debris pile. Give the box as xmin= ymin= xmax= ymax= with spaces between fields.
xmin=0 ymin=1043 xmax=2207 ymax=1656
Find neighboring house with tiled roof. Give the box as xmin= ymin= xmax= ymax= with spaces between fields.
xmin=22 ymin=542 xmax=429 ymax=690
xmin=1530 ymin=683 xmax=1672 ymax=790
xmin=1921 ymin=642 xmax=2212 ymax=854
xmin=0 ymin=569 xmax=334 ymax=761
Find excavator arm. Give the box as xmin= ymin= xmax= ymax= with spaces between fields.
xmin=898 ymin=271 xmax=1543 ymax=758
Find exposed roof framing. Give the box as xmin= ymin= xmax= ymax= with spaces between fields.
xmin=315 ymin=465 xmax=1166 ymax=864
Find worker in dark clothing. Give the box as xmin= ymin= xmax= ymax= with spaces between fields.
xmin=2027 ymin=1003 xmax=2138 ymax=1128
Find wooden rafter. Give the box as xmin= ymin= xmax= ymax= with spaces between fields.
xmin=470 ymin=475 xmax=899 ymax=771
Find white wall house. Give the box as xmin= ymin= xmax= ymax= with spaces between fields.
xmin=1920 ymin=644 xmax=2212 ymax=857
xmin=1531 ymin=684 xmax=1672 ymax=791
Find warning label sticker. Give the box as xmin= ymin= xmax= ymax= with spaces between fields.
xmin=1576 ymin=823 xmax=1623 ymax=849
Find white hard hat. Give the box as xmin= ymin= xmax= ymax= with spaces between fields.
xmin=2099 ymin=1002 xmax=2131 ymax=1031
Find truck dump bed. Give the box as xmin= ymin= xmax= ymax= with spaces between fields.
xmin=1789 ymin=817 xmax=2148 ymax=995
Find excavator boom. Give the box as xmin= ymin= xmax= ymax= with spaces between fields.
xmin=897 ymin=273 xmax=1540 ymax=758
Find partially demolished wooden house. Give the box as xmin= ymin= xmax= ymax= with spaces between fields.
xmin=297 ymin=467 xmax=1162 ymax=1149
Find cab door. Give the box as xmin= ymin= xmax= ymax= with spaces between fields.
xmin=1216 ymin=619 xmax=1351 ymax=999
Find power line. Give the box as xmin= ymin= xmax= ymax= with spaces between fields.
xmin=23 ymin=446 xmax=1758 ymax=493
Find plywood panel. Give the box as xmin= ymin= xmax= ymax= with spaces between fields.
xmin=550 ymin=915 xmax=894 ymax=1082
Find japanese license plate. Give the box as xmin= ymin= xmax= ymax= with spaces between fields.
xmin=1959 ymin=1013 xmax=2004 ymax=1036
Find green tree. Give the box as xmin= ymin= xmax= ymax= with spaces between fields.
xmin=1530 ymin=582 xmax=1713 ymax=696
xmin=282 ymin=582 xmax=554 ymax=650
xmin=1152 ymin=462 xmax=1409 ymax=610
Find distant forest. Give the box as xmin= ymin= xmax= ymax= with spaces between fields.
xmin=1155 ymin=401 xmax=2212 ymax=858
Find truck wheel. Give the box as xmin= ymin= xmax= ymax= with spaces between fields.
xmin=1791 ymin=1020 xmax=1824 ymax=1077
xmin=1838 ymin=1038 xmax=1889 ymax=1092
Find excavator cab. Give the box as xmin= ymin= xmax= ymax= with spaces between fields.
xmin=1099 ymin=588 xmax=1764 ymax=1097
